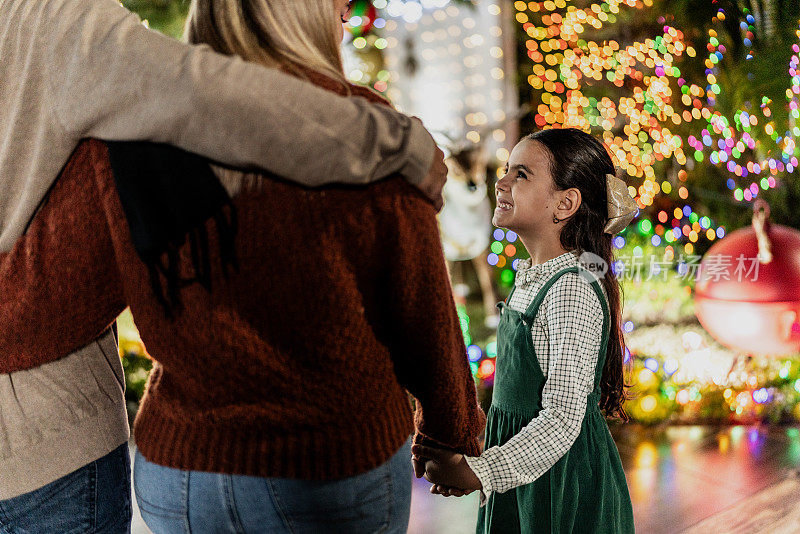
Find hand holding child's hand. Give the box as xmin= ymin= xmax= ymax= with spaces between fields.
xmin=411 ymin=444 xmax=482 ymax=496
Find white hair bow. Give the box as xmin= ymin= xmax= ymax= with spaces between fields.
xmin=603 ymin=173 xmax=638 ymax=235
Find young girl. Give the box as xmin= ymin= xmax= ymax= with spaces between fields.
xmin=413 ymin=128 xmax=637 ymax=533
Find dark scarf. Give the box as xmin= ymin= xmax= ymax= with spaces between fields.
xmin=106 ymin=142 xmax=238 ymax=315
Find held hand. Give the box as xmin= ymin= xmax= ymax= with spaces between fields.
xmin=430 ymin=484 xmax=472 ymax=497
xmin=412 ymin=455 xmax=426 ymax=479
xmin=411 ymin=444 xmax=482 ymax=493
xmin=418 ymin=146 xmax=447 ymax=212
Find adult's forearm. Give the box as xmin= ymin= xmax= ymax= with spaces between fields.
xmin=46 ymin=0 xmax=434 ymax=188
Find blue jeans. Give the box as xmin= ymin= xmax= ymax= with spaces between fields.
xmin=134 ymin=437 xmax=413 ymax=534
xmin=0 ymin=443 xmax=132 ymax=533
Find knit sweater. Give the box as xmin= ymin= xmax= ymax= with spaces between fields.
xmin=0 ymin=0 xmax=436 ymax=498
xmin=1 ymin=83 xmax=485 ymax=480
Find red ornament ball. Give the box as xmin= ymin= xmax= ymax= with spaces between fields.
xmin=695 ymin=204 xmax=800 ymax=356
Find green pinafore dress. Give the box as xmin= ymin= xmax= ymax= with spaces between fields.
xmin=476 ymin=266 xmax=635 ymax=533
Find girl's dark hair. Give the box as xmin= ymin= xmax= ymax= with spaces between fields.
xmin=526 ymin=128 xmax=630 ymax=421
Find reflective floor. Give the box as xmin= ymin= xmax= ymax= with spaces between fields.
xmin=131 ymin=424 xmax=800 ymax=534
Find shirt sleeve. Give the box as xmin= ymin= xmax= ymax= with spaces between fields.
xmin=384 ymin=193 xmax=485 ymax=457
xmin=43 ymin=0 xmax=435 ymax=188
xmin=465 ymin=273 xmax=603 ymax=501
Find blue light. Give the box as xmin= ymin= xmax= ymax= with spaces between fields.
xmin=373 ymin=18 xmax=386 ymax=29
xmin=644 ymin=358 xmax=659 ymax=372
xmin=624 ymin=321 xmax=635 ymax=333
xmin=683 ymin=205 xmax=692 ymax=217
xmin=493 ymin=229 xmax=505 ymax=241
xmin=651 ymin=235 xmax=661 ymax=247
xmin=487 ymin=253 xmax=499 ymax=266
xmin=613 ymin=236 xmax=626 ymax=249
xmin=664 ymin=359 xmax=679 ymax=374
xmin=467 ymin=345 xmax=483 ymax=362
xmin=717 ymin=227 xmax=726 ymax=239
xmin=506 ymin=231 xmax=518 ymax=243
xmin=753 ymin=388 xmax=770 ymax=404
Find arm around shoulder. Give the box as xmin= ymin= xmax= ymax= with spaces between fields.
xmin=43 ymin=0 xmax=435 ymax=190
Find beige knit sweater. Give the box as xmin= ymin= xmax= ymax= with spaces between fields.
xmin=0 ymin=0 xmax=434 ymax=499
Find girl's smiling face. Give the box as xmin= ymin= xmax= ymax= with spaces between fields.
xmin=493 ymin=139 xmax=560 ymax=233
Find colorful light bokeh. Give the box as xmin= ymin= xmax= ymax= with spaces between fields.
xmin=513 ymin=1 xmax=800 ymax=205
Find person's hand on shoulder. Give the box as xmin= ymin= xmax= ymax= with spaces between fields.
xmin=418 ymin=145 xmax=448 ymax=212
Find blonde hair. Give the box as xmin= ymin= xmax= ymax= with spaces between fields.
xmin=184 ymin=0 xmax=349 ymax=194
xmin=185 ymin=0 xmax=346 ymax=81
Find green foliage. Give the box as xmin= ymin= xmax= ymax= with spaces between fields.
xmin=122 ymin=0 xmax=190 ymax=37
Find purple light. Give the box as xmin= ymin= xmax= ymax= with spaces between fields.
xmin=753 ymin=388 xmax=770 ymax=404
xmin=467 ymin=345 xmax=483 ymax=362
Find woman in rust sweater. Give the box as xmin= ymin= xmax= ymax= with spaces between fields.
xmin=0 ymin=1 xmax=484 ymax=531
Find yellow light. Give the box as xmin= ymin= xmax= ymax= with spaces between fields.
xmin=638 ymin=368 xmax=656 ymax=387
xmin=640 ymin=395 xmax=657 ymax=413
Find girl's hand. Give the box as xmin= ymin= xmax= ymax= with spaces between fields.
xmin=411 ymin=444 xmax=483 ymax=492
xmin=430 ymin=484 xmax=472 ymax=497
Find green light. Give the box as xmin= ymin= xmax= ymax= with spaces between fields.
xmin=639 ymin=220 xmax=652 ymax=234
xmin=689 ymin=213 xmax=699 ymax=224
xmin=491 ymin=241 xmax=504 ymax=254
xmin=734 ymin=189 xmax=744 ymax=201
xmin=694 ymin=151 xmax=704 ymax=162
xmin=501 ymin=269 xmax=514 ymax=285
xmin=761 ymin=178 xmax=769 ymax=190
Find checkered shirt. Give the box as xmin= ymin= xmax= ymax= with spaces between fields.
xmin=465 ymin=250 xmax=606 ymax=502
